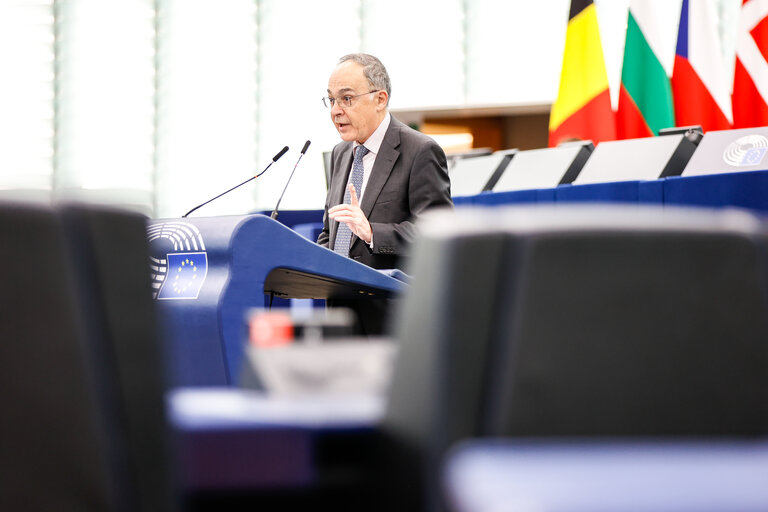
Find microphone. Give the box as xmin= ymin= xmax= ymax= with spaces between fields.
xmin=270 ymin=140 xmax=311 ymax=220
xmin=182 ymin=146 xmax=289 ymax=218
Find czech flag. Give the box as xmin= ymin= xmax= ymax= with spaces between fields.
xmin=671 ymin=0 xmax=732 ymax=131
xmin=548 ymin=0 xmax=616 ymax=147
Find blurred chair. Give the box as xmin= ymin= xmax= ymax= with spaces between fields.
xmin=382 ymin=205 xmax=768 ymax=511
xmin=0 ymin=201 xmax=174 ymax=511
xmin=0 ymin=201 xmax=114 ymax=511
xmin=59 ymin=203 xmax=174 ymax=512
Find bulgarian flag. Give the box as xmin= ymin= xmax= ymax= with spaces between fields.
xmin=548 ymin=0 xmax=616 ymax=147
xmin=671 ymin=0 xmax=732 ymax=130
xmin=616 ymin=1 xmax=675 ymax=139
xmin=732 ymin=0 xmax=768 ymax=128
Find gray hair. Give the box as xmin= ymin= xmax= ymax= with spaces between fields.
xmin=338 ymin=53 xmax=391 ymax=102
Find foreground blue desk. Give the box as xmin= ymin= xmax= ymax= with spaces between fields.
xmin=444 ymin=440 xmax=768 ymax=512
xmin=169 ymin=388 xmax=384 ymax=491
xmin=147 ymin=214 xmax=404 ymax=386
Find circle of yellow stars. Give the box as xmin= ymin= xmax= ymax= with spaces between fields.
xmin=173 ymin=257 xmax=198 ymax=295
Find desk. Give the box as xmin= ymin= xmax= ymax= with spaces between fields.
xmin=445 ymin=440 xmax=768 ymax=512
xmin=169 ymin=388 xmax=384 ymax=490
xmin=453 ymin=169 xmax=768 ymax=212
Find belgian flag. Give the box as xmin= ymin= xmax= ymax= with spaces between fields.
xmin=549 ymin=0 xmax=616 ymax=147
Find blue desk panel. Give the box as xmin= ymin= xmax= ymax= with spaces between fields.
xmin=255 ymin=209 xmax=324 ymax=229
xmin=456 ymin=181 xmax=664 ymax=208
xmin=638 ymin=179 xmax=665 ymax=204
xmin=452 ymin=174 xmax=768 ymax=211
xmin=664 ymin=170 xmax=768 ymax=213
xmin=452 ymin=195 xmax=477 ymax=206
xmin=555 ymin=181 xmax=645 ymax=204
xmin=455 ymin=188 xmax=556 ymax=207
xmin=472 ymin=189 xmax=539 ymax=206
xmin=292 ymin=222 xmax=324 ymax=242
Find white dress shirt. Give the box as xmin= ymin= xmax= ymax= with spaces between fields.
xmin=350 ymin=112 xmax=391 ymax=203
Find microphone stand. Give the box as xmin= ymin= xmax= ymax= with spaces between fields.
xmin=182 ymin=146 xmax=289 ymax=218
xmin=271 ymin=140 xmax=312 ymax=220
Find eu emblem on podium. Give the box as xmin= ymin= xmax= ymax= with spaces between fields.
xmin=157 ymin=252 xmax=208 ymax=300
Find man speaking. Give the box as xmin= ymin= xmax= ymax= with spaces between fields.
xmin=317 ymin=53 xmax=452 ymax=333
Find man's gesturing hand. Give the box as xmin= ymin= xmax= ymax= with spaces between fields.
xmin=329 ymin=184 xmax=372 ymax=244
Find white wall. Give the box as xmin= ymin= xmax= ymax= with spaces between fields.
xmin=0 ymin=0 xmax=742 ymax=217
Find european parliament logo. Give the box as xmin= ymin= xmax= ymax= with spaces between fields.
xmin=723 ymin=134 xmax=768 ymax=167
xmin=158 ymin=252 xmax=208 ymax=299
xmin=741 ymin=147 xmax=767 ymax=165
xmin=146 ymin=221 xmax=209 ymax=300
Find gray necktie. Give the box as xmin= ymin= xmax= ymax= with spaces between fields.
xmin=334 ymin=145 xmax=369 ymax=256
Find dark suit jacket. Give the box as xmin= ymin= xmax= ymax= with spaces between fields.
xmin=317 ymin=116 xmax=452 ymax=270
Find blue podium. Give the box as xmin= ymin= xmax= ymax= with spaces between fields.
xmin=146 ymin=214 xmax=405 ymax=387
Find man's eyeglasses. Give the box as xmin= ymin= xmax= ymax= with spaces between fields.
xmin=322 ymin=90 xmax=380 ymax=109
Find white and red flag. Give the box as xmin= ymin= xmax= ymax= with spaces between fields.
xmin=733 ymin=0 xmax=768 ymax=128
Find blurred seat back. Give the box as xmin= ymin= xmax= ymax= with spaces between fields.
xmin=383 ymin=205 xmax=768 ymax=510
xmin=59 ymin=203 xmax=174 ymax=512
xmin=0 ymin=201 xmax=114 ymax=511
xmin=0 ymin=201 xmax=174 ymax=511
xmin=486 ymin=221 xmax=768 ymax=437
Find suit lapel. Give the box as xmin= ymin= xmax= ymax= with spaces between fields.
xmin=361 ymin=119 xmax=401 ymax=217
